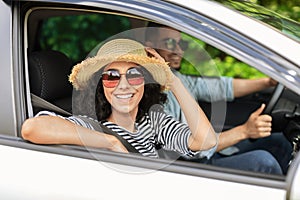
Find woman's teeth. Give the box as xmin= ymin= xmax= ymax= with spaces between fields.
xmin=116 ymin=94 xmax=133 ymax=99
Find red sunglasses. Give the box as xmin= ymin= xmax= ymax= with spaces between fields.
xmin=101 ymin=67 xmax=144 ymax=88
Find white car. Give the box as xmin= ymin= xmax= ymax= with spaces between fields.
xmin=1 ymin=0 xmax=300 ymax=199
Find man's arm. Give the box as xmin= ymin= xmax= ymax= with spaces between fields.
xmin=217 ymin=104 xmax=272 ymax=151
xmin=233 ymin=78 xmax=277 ymax=98
xmin=21 ymin=115 xmax=128 ymax=153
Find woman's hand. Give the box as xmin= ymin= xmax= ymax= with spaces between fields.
xmin=108 ymin=135 xmax=129 ymax=153
xmin=145 ymin=47 xmax=175 ymax=89
xmin=145 ymin=47 xmax=165 ymax=62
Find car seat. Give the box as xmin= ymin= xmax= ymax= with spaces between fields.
xmin=28 ymin=50 xmax=73 ymax=114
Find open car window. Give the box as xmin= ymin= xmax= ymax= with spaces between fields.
xmin=24 ymin=4 xmax=299 ymax=181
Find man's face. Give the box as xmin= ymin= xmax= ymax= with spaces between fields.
xmin=155 ymin=28 xmax=186 ymax=70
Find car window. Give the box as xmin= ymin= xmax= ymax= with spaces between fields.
xmin=29 ymin=9 xmax=267 ymax=129
xmin=24 ymin=4 xmax=298 ymax=179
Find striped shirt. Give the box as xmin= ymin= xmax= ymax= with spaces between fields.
xmin=36 ymin=110 xmax=216 ymax=158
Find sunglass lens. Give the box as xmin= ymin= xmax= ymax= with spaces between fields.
xmin=126 ymin=68 xmax=144 ymax=85
xmin=102 ymin=71 xmax=120 ymax=88
xmin=179 ymin=40 xmax=188 ymax=51
xmin=165 ymin=38 xmax=176 ymax=51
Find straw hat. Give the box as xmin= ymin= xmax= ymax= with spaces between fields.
xmin=69 ymin=39 xmax=172 ymax=90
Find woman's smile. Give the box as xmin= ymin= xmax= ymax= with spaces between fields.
xmin=112 ymin=92 xmax=136 ymax=106
xmin=115 ymin=93 xmax=134 ymax=99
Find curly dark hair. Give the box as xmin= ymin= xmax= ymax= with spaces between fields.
xmin=95 ymin=67 xmax=167 ymax=122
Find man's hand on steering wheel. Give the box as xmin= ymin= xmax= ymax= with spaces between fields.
xmin=242 ymin=104 xmax=273 ymax=139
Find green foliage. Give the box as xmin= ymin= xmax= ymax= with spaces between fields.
xmin=179 ymin=33 xmax=266 ymax=78
xmin=40 ymin=14 xmax=131 ymax=62
xmin=251 ymin=0 xmax=300 ymax=22
xmin=180 ymin=52 xmax=266 ymax=79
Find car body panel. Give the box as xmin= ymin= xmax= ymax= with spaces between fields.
xmin=287 ymin=154 xmax=300 ymax=200
xmin=0 ymin=144 xmax=286 ymax=200
xmin=0 ymin=0 xmax=17 ymax=136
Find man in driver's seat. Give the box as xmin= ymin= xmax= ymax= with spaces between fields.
xmin=145 ymin=23 xmax=292 ymax=174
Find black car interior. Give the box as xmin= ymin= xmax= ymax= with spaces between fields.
xmin=28 ymin=50 xmax=73 ymax=114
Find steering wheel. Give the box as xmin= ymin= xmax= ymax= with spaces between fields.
xmin=263 ymin=83 xmax=285 ymax=115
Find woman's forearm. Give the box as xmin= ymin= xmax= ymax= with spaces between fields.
xmin=21 ymin=115 xmax=117 ymax=150
xmin=170 ymin=76 xmax=217 ymax=151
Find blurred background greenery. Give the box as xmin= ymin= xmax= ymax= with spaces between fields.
xmin=40 ymin=0 xmax=300 ymax=79
xmin=251 ymin=0 xmax=300 ymax=22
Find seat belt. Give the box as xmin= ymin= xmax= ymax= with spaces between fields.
xmin=99 ymin=123 xmax=140 ymax=154
xmin=31 ymin=93 xmax=72 ymax=116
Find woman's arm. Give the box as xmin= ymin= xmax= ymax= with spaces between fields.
xmin=21 ymin=115 xmax=128 ymax=153
xmin=145 ymin=47 xmax=217 ymax=151
xmin=169 ymin=76 xmax=217 ymax=151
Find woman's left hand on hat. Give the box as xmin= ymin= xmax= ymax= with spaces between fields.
xmin=145 ymin=47 xmax=165 ymax=62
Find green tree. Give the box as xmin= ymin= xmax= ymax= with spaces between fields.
xmin=252 ymin=0 xmax=300 ymax=22
xmin=40 ymin=14 xmax=131 ymax=62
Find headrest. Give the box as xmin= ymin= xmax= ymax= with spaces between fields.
xmin=28 ymin=50 xmax=73 ymax=102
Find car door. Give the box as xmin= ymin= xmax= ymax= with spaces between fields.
xmin=1 ymin=0 xmax=300 ymax=199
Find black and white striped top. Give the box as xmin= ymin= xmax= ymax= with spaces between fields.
xmin=36 ymin=110 xmax=216 ymax=158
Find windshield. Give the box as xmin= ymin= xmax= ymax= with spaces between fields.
xmin=215 ymin=0 xmax=300 ymax=42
